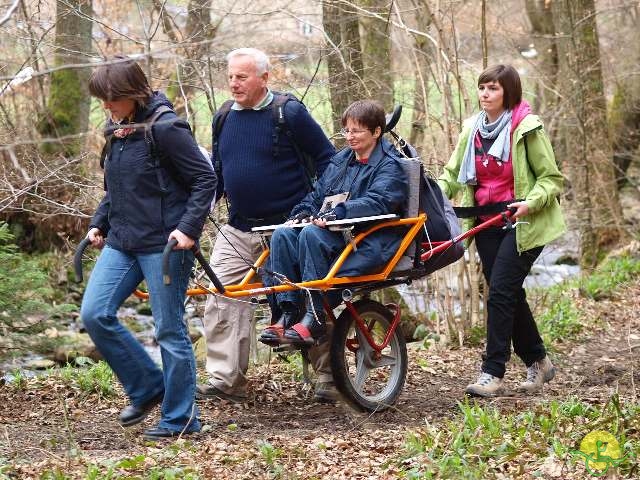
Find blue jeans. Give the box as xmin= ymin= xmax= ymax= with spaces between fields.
xmin=81 ymin=246 xmax=200 ymax=433
xmin=270 ymin=225 xmax=399 ymax=310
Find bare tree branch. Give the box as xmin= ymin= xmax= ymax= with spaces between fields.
xmin=0 ymin=0 xmax=21 ymax=28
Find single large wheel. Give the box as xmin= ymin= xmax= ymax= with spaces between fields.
xmin=330 ymin=299 xmax=408 ymax=412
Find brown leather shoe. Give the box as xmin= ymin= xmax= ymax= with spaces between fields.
xmin=195 ymin=383 xmax=247 ymax=403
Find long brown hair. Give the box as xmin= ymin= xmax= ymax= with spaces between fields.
xmin=89 ymin=55 xmax=153 ymax=108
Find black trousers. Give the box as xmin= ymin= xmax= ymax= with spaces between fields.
xmin=475 ymin=226 xmax=546 ymax=378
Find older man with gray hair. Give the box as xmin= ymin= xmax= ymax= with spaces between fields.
xmin=197 ymin=48 xmax=337 ymax=403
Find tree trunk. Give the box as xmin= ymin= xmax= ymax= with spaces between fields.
xmin=408 ymin=0 xmax=432 ymax=151
xmin=608 ymin=13 xmax=640 ymax=187
xmin=177 ymin=0 xmax=217 ymax=123
xmin=37 ymin=0 xmax=93 ymax=157
xmin=322 ymin=0 xmax=365 ymax=134
xmin=552 ymin=0 xmax=624 ymax=268
xmin=359 ymin=0 xmax=393 ymax=110
xmin=525 ymin=0 xmax=559 ymax=114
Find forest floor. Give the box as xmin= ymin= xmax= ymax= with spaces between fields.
xmin=0 ymin=274 xmax=638 ymax=479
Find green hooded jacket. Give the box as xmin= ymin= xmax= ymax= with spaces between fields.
xmin=438 ymin=114 xmax=566 ymax=253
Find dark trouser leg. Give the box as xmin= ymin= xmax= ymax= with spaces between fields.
xmin=475 ymin=227 xmax=544 ymax=378
xmin=298 ymin=225 xmax=344 ymax=313
xmin=512 ymin=289 xmax=546 ymax=366
xmin=269 ymin=227 xmax=304 ymax=306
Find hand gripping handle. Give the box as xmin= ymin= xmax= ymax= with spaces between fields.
xmin=162 ymin=239 xmax=226 ymax=293
xmin=73 ymin=237 xmax=92 ymax=283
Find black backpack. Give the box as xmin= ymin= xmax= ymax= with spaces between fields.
xmin=100 ymin=106 xmax=193 ymax=191
xmin=211 ymin=92 xmax=317 ymax=191
xmin=386 ymin=128 xmax=464 ymax=276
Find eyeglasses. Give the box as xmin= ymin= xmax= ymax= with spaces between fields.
xmin=340 ymin=128 xmax=370 ymax=137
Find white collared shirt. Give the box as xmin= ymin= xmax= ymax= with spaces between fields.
xmin=231 ymin=89 xmax=274 ymax=111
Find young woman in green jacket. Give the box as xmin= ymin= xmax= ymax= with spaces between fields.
xmin=438 ymin=64 xmax=566 ymax=397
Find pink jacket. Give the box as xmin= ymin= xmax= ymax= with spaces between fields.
xmin=474 ymin=101 xmax=531 ymax=208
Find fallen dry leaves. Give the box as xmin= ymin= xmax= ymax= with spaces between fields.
xmin=0 ymin=280 xmax=638 ymax=478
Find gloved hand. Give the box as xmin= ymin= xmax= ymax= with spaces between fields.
xmin=288 ymin=211 xmax=312 ymax=224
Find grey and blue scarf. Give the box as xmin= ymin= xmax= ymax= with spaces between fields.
xmin=457 ymin=109 xmax=512 ymax=185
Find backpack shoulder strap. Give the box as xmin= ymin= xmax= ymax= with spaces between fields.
xmin=271 ymin=92 xmax=295 ymax=157
xmin=271 ymin=92 xmax=315 ymax=190
xmin=144 ymin=105 xmax=174 ymax=168
xmin=211 ymin=99 xmax=234 ymax=178
xmin=99 ymin=133 xmax=113 ymax=169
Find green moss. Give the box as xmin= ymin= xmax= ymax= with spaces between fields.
xmin=38 ymin=67 xmax=89 ymax=156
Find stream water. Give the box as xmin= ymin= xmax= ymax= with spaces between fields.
xmin=1 ymin=233 xmax=580 ymax=381
xmin=398 ymin=232 xmax=580 ymax=316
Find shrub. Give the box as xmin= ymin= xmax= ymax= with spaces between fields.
xmin=0 ymin=222 xmax=55 ymax=326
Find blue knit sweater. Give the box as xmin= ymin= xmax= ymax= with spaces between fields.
xmin=215 ymin=100 xmax=334 ymax=231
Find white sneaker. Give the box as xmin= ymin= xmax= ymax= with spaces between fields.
xmin=465 ymin=372 xmax=505 ymax=397
xmin=519 ymin=356 xmax=556 ymax=394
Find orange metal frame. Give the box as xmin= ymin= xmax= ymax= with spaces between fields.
xmin=133 ymin=213 xmax=427 ymax=301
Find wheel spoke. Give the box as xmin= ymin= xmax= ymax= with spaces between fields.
xmin=374 ymin=353 xmax=397 ymax=368
xmin=353 ymin=348 xmax=371 ymax=392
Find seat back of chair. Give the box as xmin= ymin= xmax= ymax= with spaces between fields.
xmin=392 ymin=157 xmax=423 ymax=272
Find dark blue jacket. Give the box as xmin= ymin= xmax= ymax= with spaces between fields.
xmin=291 ymin=138 xmax=408 ymax=275
xmin=91 ymin=93 xmax=217 ymax=253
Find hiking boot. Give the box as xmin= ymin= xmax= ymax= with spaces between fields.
xmin=519 ymin=356 xmax=556 ymax=394
xmin=313 ymin=381 xmax=339 ymax=403
xmin=465 ymin=372 xmax=505 ymax=397
xmin=195 ymin=383 xmax=247 ymax=403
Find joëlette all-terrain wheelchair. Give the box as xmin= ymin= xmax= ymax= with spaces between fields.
xmin=75 ymin=106 xmax=520 ymax=412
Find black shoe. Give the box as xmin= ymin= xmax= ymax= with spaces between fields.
xmin=143 ymin=426 xmax=197 ymax=441
xmin=260 ymin=303 xmax=299 ymax=342
xmin=283 ymin=311 xmax=327 ymax=346
xmin=119 ymin=391 xmax=164 ymax=427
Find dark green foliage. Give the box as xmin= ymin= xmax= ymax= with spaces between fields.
xmin=580 ymin=255 xmax=640 ymax=300
xmin=0 ymin=222 xmax=55 ymax=324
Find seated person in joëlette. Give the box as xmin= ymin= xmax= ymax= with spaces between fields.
xmin=260 ymin=99 xmax=409 ymax=346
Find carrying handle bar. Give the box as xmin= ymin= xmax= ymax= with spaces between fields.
xmin=75 ymin=237 xmax=226 ymax=294
xmin=73 ymin=237 xmax=92 ymax=283
xmin=162 ymin=239 xmax=226 ymax=293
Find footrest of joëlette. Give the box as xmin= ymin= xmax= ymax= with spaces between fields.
xmin=272 ymin=344 xmax=303 ymax=353
xmin=268 ymin=334 xmax=328 ymax=351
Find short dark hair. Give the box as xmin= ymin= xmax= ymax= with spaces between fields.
xmin=341 ymin=100 xmax=386 ymax=134
xmin=89 ymin=55 xmax=153 ymax=108
xmin=477 ymin=64 xmax=522 ymax=110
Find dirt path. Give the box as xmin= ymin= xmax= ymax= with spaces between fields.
xmin=1 ymin=281 xmax=638 ymax=479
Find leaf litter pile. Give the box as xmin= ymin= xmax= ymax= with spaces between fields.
xmin=0 ymin=279 xmax=638 ymax=479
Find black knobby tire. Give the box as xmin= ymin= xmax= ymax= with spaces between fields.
xmin=330 ymin=299 xmax=408 ymax=412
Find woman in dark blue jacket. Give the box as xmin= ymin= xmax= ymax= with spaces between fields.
xmin=262 ymin=100 xmax=408 ymax=345
xmin=80 ymin=56 xmax=216 ymax=440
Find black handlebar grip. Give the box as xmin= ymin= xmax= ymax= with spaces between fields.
xmin=193 ymin=250 xmax=226 ymax=294
xmin=162 ymin=239 xmax=179 ymax=285
xmin=74 ymin=237 xmax=92 ymax=283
